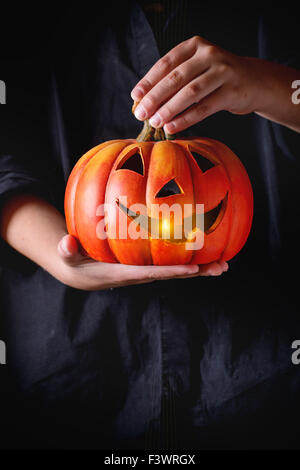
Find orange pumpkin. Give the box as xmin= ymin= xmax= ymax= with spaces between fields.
xmin=65 ymin=110 xmax=253 ymax=266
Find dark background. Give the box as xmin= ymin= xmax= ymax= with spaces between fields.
xmin=0 ymin=3 xmax=300 ymax=451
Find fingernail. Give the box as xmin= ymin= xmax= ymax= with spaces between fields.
xmin=164 ymin=122 xmax=175 ymax=133
xmin=149 ymin=113 xmax=162 ymax=128
xmin=131 ymin=87 xmax=144 ymax=100
xmin=134 ymin=104 xmax=147 ymax=120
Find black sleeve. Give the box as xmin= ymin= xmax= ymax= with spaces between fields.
xmin=258 ymin=9 xmax=300 ymax=69
xmin=257 ymin=9 xmax=300 ymax=157
xmin=0 ymin=2 xmax=69 ymax=210
xmin=0 ymin=54 xmax=56 ymax=200
xmin=256 ymin=9 xmax=300 ymax=272
xmin=0 ymin=53 xmax=62 ymax=270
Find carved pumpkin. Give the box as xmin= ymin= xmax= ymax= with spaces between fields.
xmin=65 ymin=109 xmax=253 ymax=266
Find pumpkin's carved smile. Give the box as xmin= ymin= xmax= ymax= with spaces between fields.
xmin=65 ymin=120 xmax=253 ymax=264
xmin=116 ymin=192 xmax=228 ymax=244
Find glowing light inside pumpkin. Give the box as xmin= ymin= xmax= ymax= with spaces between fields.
xmin=161 ymin=218 xmax=171 ymax=238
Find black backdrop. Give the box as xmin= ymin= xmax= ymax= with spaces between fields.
xmin=0 ymin=3 xmax=300 ymax=451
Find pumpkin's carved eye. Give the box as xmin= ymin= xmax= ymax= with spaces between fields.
xmin=191 ymin=151 xmax=215 ymax=173
xmin=156 ymin=179 xmax=183 ymax=198
xmin=117 ymin=152 xmax=144 ymax=176
xmin=204 ymin=193 xmax=228 ymax=233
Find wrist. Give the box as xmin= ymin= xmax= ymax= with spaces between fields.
xmin=243 ymin=56 xmax=273 ymax=115
xmin=245 ymin=57 xmax=300 ymax=130
xmin=46 ymin=254 xmax=74 ymax=286
xmin=38 ymin=234 xmax=73 ymax=285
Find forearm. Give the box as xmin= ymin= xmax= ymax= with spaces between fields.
xmin=0 ymin=193 xmax=68 ymax=282
xmin=248 ymin=57 xmax=300 ymax=132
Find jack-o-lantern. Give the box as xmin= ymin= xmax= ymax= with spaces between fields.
xmin=65 ymin=106 xmax=253 ymax=265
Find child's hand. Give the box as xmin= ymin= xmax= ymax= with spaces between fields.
xmin=57 ymin=234 xmax=229 ymax=291
xmin=131 ymin=35 xmax=300 ymax=133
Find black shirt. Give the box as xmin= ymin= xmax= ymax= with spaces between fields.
xmin=0 ymin=2 xmax=300 ymax=450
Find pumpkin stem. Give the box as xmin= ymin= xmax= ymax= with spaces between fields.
xmin=132 ymin=101 xmax=176 ymax=142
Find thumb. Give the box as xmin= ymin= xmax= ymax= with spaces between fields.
xmin=57 ymin=234 xmax=83 ymax=264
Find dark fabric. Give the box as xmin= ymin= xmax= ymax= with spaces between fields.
xmin=0 ymin=2 xmax=300 ymax=450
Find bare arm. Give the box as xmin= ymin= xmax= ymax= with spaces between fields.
xmin=131 ymin=36 xmax=300 ymax=134
xmin=246 ymin=57 xmax=300 ymax=133
xmin=0 ymin=194 xmax=69 ymax=284
xmin=0 ymin=194 xmax=228 ymax=290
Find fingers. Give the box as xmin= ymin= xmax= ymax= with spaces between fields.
xmin=172 ymin=260 xmax=229 ymax=279
xmin=111 ymin=263 xmax=200 ymax=284
xmin=63 ymin=255 xmax=229 ymax=290
xmin=86 ymin=263 xmax=201 ymax=290
xmin=131 ymin=36 xmax=201 ymax=102
xmin=148 ymin=68 xmax=224 ymax=129
xmin=163 ymin=86 xmax=227 ymax=134
xmin=130 ymin=35 xmax=252 ymax=132
xmin=131 ymin=36 xmax=224 ymax=125
xmin=57 ymin=234 xmax=83 ymax=265
xmin=198 ymin=260 xmax=229 ymax=276
xmin=134 ymin=58 xmax=208 ymax=122
xmin=107 ymin=259 xmax=229 ymax=286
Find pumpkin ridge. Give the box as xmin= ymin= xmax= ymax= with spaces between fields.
xmin=75 ymin=141 xmax=131 ymax=262
xmin=65 ymin=139 xmax=122 ymax=238
xmin=65 ymin=119 xmax=253 ymax=265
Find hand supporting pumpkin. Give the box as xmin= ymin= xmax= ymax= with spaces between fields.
xmin=0 ymin=194 xmax=229 ymax=292
xmin=131 ymin=35 xmax=300 ymax=134
xmin=57 ymin=234 xmax=229 ymax=290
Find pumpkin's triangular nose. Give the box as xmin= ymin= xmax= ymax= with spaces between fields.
xmin=156 ymin=179 xmax=182 ymax=198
